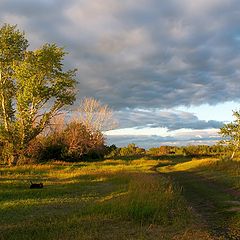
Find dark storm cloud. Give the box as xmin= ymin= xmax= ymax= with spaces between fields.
xmin=115 ymin=108 xmax=224 ymax=130
xmin=0 ymin=0 xmax=239 ymax=132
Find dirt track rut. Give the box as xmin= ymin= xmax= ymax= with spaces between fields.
xmin=160 ymin=171 xmax=240 ymax=240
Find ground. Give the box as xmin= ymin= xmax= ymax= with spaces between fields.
xmin=158 ymin=156 xmax=240 ymax=239
xmin=0 ymin=156 xmax=239 ymax=239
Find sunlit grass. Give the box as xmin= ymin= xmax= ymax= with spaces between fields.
xmin=3 ymin=156 xmax=236 ymax=239
xmin=0 ymin=159 xmax=198 ymax=240
xmin=157 ymin=156 xmax=240 ymax=239
xmin=93 ymin=173 xmax=189 ymax=226
xmin=157 ymin=158 xmax=219 ymax=173
xmin=157 ymin=157 xmax=240 ymax=190
xmin=198 ymin=158 xmax=240 ymax=190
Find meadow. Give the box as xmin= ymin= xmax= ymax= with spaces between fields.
xmin=0 ymin=157 xmax=239 ymax=239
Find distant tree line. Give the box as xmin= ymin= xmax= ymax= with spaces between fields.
xmin=147 ymin=145 xmax=228 ymax=157
xmin=105 ymin=143 xmax=145 ymax=159
xmin=105 ymin=109 xmax=240 ymax=160
xmin=105 ymin=144 xmax=231 ymax=159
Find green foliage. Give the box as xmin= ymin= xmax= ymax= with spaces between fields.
xmin=220 ymin=110 xmax=240 ymax=159
xmin=119 ymin=143 xmax=145 ymax=157
xmin=104 ymin=144 xmax=118 ymax=158
xmin=104 ymin=144 xmax=228 ymax=161
xmin=0 ymin=24 xmax=77 ymax=165
xmin=38 ymin=135 xmax=65 ymax=162
xmin=148 ymin=146 xmax=177 ymax=155
xmin=147 ymin=145 xmax=227 ymax=157
xmin=0 ymin=24 xmax=28 ymax=127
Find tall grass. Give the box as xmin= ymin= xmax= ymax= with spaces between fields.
xmin=94 ymin=173 xmax=190 ymax=226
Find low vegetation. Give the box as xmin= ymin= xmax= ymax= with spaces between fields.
xmin=1 ymin=158 xmax=229 ymax=240
xmin=1 ymin=156 xmax=239 ymax=239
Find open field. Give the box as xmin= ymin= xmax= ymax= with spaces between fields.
xmin=0 ymin=157 xmax=239 ymax=239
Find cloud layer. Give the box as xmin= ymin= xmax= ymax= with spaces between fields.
xmin=0 ymin=0 xmax=238 ymax=146
xmin=115 ymin=108 xmax=223 ymax=130
xmin=1 ymin=0 xmax=239 ymax=109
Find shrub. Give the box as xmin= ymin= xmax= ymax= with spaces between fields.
xmin=119 ymin=143 xmax=145 ymax=157
xmin=104 ymin=145 xmax=119 ymax=158
xmin=62 ymin=122 xmax=105 ymax=161
xmin=35 ymin=122 xmax=105 ymax=162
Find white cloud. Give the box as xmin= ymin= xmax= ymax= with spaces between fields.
xmin=105 ymin=128 xmax=221 ymax=148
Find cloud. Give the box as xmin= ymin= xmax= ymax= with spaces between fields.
xmin=0 ymin=0 xmax=239 ymax=110
xmin=105 ymin=108 xmax=223 ymax=147
xmin=114 ymin=108 xmax=224 ymax=130
xmin=106 ymin=128 xmax=221 ymax=148
xmin=0 ymin=0 xmax=238 ymax=147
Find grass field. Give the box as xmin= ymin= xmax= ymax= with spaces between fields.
xmin=0 ymin=157 xmax=239 ymax=239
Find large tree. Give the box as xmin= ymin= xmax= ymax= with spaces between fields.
xmin=0 ymin=24 xmax=77 ymax=165
xmin=219 ymin=110 xmax=240 ymax=159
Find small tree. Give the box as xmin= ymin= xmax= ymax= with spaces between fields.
xmin=63 ymin=122 xmax=92 ymax=160
xmin=76 ymin=97 xmax=117 ymax=132
xmin=0 ymin=24 xmax=77 ymax=165
xmin=73 ymin=97 xmax=117 ymax=154
xmin=219 ymin=110 xmax=240 ymax=159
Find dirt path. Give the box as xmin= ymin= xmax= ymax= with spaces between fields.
xmin=159 ymin=171 xmax=240 ymax=240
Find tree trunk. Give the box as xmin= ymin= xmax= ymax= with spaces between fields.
xmin=0 ymin=70 xmax=9 ymax=132
xmin=230 ymin=150 xmax=235 ymax=160
xmin=231 ymin=140 xmax=239 ymax=160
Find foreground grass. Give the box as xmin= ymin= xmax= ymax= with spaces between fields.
xmin=1 ymin=158 xmax=236 ymax=239
xmin=0 ymin=159 xmax=202 ymax=240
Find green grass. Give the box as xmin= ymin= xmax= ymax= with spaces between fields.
xmin=157 ymin=157 xmax=219 ymax=173
xmin=1 ymin=157 xmax=238 ymax=239
xmin=197 ymin=158 xmax=240 ymax=190
xmin=158 ymin=157 xmax=240 ymax=190
xmin=0 ymin=159 xmax=198 ymax=240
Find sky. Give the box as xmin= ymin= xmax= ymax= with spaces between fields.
xmin=1 ymin=0 xmax=240 ymax=148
